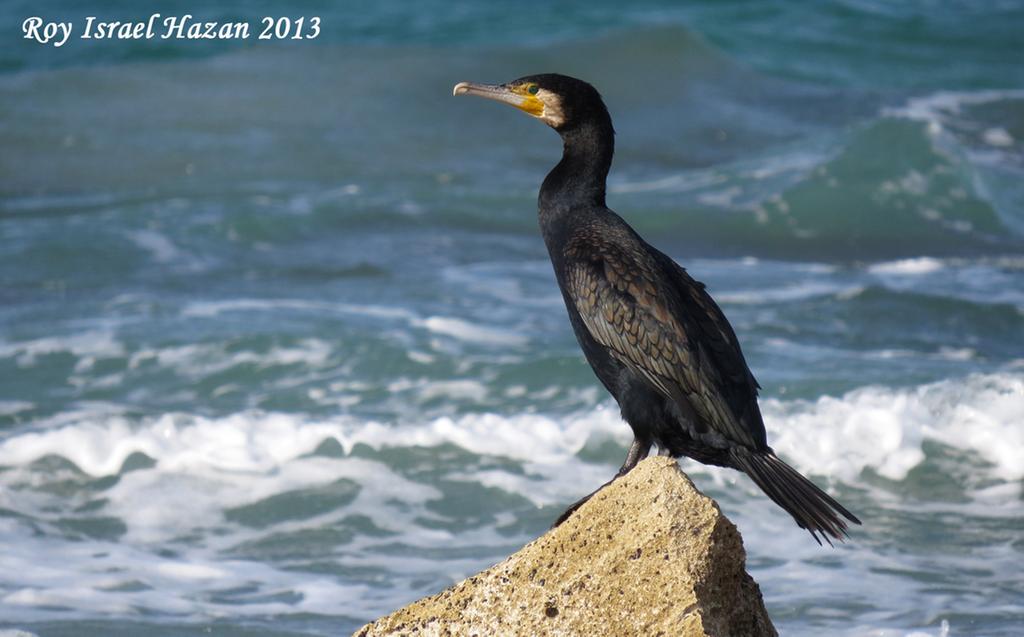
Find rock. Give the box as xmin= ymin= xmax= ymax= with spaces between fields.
xmin=355 ymin=456 xmax=777 ymax=637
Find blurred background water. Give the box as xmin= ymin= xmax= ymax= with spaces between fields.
xmin=1 ymin=1 xmax=1023 ymax=635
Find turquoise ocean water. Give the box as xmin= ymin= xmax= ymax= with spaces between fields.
xmin=2 ymin=1 xmax=1023 ymax=635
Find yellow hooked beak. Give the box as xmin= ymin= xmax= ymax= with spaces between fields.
xmin=453 ymin=81 xmax=544 ymax=117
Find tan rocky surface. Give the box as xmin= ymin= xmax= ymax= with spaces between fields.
xmin=356 ymin=456 xmax=777 ymax=636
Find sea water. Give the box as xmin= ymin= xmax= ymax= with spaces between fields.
xmin=1 ymin=1 xmax=1023 ymax=635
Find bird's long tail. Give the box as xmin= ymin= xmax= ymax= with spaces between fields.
xmin=731 ymin=449 xmax=861 ymax=545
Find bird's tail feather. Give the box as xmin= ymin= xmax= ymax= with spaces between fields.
xmin=731 ymin=449 xmax=861 ymax=545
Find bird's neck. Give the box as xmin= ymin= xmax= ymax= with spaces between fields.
xmin=539 ymin=117 xmax=615 ymax=228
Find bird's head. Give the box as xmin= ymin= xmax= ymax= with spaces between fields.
xmin=453 ymin=73 xmax=608 ymax=133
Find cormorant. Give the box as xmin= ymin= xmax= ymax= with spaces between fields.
xmin=453 ymin=74 xmax=860 ymax=544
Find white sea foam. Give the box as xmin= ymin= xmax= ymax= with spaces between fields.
xmin=415 ymin=316 xmax=529 ymax=347
xmin=610 ymin=170 xmax=727 ymax=194
xmin=609 ymin=143 xmax=829 ymax=204
xmin=982 ymin=127 xmax=1014 ymax=147
xmin=864 ymin=257 xmax=1024 ymax=309
xmin=1 ymin=373 xmax=1021 ymax=626
xmin=716 ymin=281 xmax=856 ymax=304
xmin=0 ymin=331 xmax=124 ymax=367
xmin=180 ymin=299 xmax=531 ymax=349
xmin=125 ymin=229 xmax=186 ymax=264
xmin=440 ymin=261 xmax=563 ymax=309
xmin=868 ymin=257 xmax=945 ymax=276
xmin=762 ymin=373 xmax=1024 ymax=484
xmin=127 ymin=338 xmax=333 ymax=376
xmin=883 ymin=89 xmax=1024 ymax=133
xmin=415 ymin=379 xmax=490 ymax=403
xmin=0 ymin=528 xmax=371 ymax=618
xmin=1 ymin=373 xmax=1020 ymax=497
xmin=0 ymin=401 xmax=33 ymax=417
xmin=181 ymin=298 xmax=417 ymax=322
xmin=883 ymin=89 xmax=1024 ymax=205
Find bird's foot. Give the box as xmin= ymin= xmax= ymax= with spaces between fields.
xmin=552 ymin=501 xmax=585 ymax=528
xmin=551 ymin=437 xmax=652 ymax=527
xmin=551 ymin=495 xmax=591 ymax=528
xmin=550 ymin=470 xmax=628 ymax=528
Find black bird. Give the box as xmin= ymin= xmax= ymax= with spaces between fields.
xmin=453 ymin=74 xmax=860 ymax=544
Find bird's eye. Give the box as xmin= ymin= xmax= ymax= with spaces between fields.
xmin=527 ymin=85 xmax=539 ymax=95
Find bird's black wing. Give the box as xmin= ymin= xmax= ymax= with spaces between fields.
xmin=651 ymin=248 xmax=763 ymax=396
xmin=564 ymin=232 xmax=765 ymax=449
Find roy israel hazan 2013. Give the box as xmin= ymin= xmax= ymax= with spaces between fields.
xmin=22 ymin=14 xmax=313 ymax=48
